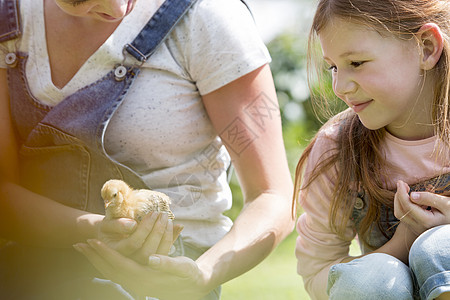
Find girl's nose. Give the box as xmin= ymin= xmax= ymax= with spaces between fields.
xmin=333 ymin=71 xmax=357 ymax=96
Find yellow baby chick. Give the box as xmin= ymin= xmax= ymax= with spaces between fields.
xmin=101 ymin=179 xmax=175 ymax=221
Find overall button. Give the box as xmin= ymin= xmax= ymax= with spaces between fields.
xmin=114 ymin=65 xmax=127 ymax=81
xmin=354 ymin=197 xmax=364 ymax=210
xmin=5 ymin=52 xmax=18 ymax=67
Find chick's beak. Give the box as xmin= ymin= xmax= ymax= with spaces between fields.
xmin=104 ymin=200 xmax=112 ymax=209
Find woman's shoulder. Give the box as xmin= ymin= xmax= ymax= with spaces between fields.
xmin=177 ymin=0 xmax=259 ymax=44
xmin=170 ymin=0 xmax=270 ymax=95
xmin=180 ymin=0 xmax=260 ymax=42
xmin=191 ymin=0 xmax=252 ymax=19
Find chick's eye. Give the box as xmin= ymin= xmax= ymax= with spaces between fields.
xmin=112 ymin=193 xmax=117 ymax=198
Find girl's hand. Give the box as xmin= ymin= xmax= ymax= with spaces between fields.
xmin=73 ymin=240 xmax=209 ymax=300
xmin=97 ymin=212 xmax=183 ymax=264
xmin=395 ymin=180 xmax=450 ymax=236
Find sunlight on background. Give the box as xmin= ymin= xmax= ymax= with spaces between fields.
xmin=246 ymin=0 xmax=315 ymax=43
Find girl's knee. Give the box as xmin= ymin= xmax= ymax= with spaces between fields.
xmin=410 ymin=225 xmax=450 ymax=299
xmin=410 ymin=225 xmax=450 ymax=270
xmin=327 ymin=253 xmax=414 ymax=300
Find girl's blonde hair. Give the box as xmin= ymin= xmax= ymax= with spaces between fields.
xmin=294 ymin=0 xmax=450 ymax=246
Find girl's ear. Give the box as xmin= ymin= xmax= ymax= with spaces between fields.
xmin=416 ymin=23 xmax=444 ymax=70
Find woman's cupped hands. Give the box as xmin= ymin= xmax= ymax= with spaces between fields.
xmin=73 ymin=212 xmax=209 ymax=299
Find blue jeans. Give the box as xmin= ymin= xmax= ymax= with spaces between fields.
xmin=327 ymin=225 xmax=450 ymax=300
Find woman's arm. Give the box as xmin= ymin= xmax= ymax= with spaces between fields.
xmin=196 ymin=63 xmax=294 ymax=288
xmin=0 ymin=69 xmax=178 ymax=252
xmin=0 ymin=69 xmax=106 ymax=246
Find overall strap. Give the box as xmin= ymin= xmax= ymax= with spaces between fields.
xmin=0 ymin=0 xmax=21 ymax=42
xmin=125 ymin=0 xmax=198 ymax=62
xmin=125 ymin=0 xmax=251 ymax=63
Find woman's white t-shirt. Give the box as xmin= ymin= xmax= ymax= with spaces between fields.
xmin=0 ymin=0 xmax=271 ymax=248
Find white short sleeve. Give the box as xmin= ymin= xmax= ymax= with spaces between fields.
xmin=178 ymin=0 xmax=271 ymax=95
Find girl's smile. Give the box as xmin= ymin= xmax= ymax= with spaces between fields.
xmin=319 ymin=17 xmax=435 ymax=140
xmin=348 ymin=99 xmax=373 ymax=113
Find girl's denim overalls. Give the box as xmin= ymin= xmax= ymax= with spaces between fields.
xmin=351 ymin=172 xmax=450 ymax=252
xmin=0 ymin=0 xmax=223 ymax=299
xmin=331 ymin=176 xmax=450 ymax=300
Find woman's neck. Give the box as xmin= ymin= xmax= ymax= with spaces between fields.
xmin=44 ymin=0 xmax=121 ymax=88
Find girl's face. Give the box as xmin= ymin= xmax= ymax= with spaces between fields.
xmin=319 ymin=18 xmax=435 ymax=140
xmin=55 ymin=0 xmax=137 ymax=22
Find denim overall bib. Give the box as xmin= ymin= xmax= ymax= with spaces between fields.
xmin=351 ymin=173 xmax=450 ymax=254
xmin=0 ymin=0 xmax=204 ymax=298
xmin=350 ymin=189 xmax=398 ymax=253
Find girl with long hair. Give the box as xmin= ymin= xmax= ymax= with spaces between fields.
xmin=294 ymin=0 xmax=450 ymax=299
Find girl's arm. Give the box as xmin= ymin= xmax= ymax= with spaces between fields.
xmin=295 ymin=143 xmax=352 ymax=300
xmin=339 ymin=222 xmax=416 ymax=265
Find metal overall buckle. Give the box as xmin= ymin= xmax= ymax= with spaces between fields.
xmin=114 ymin=44 xmax=146 ymax=81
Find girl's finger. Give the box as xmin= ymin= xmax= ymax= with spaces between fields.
xmin=394 ymin=181 xmax=412 ymax=219
xmin=410 ymin=192 xmax=448 ymax=212
xmin=397 ymin=180 xmax=410 ymax=194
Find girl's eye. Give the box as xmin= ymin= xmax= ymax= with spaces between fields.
xmin=350 ymin=61 xmax=365 ymax=68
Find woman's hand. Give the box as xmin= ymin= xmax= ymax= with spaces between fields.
xmin=74 ymin=239 xmax=209 ymax=300
xmin=395 ymin=180 xmax=450 ymax=236
xmin=97 ymin=212 xmax=183 ymax=264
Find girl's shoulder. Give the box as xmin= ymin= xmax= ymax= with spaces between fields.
xmin=304 ymin=109 xmax=355 ymax=168
xmin=305 ymin=119 xmax=340 ymax=167
xmin=314 ymin=109 xmax=352 ymax=147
